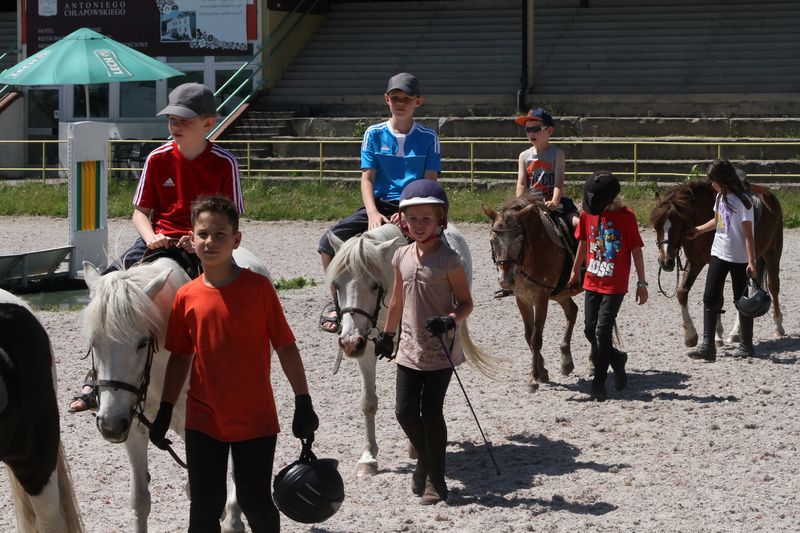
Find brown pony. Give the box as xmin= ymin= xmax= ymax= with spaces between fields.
xmin=649 ymin=180 xmax=784 ymax=347
xmin=484 ymin=194 xmax=582 ymax=392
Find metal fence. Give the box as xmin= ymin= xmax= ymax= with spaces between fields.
xmin=2 ymin=138 xmax=800 ymax=189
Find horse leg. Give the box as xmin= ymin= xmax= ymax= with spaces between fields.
xmin=555 ymin=296 xmax=577 ymax=376
xmin=530 ymin=294 xmax=550 ymax=391
xmin=124 ymin=424 xmax=152 ymax=533
xmin=515 ymin=297 xmax=539 ymax=392
xmin=355 ymin=354 xmax=379 ymax=476
xmin=677 ymin=266 xmax=702 ymax=347
xmin=726 ymin=314 xmax=741 ymax=345
xmin=19 ymin=466 xmax=66 ymax=533
xmin=221 ymin=469 xmax=244 ymax=533
xmin=764 ymin=252 xmax=784 ymax=336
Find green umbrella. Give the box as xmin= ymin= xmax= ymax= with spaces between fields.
xmin=0 ymin=27 xmax=183 ymax=118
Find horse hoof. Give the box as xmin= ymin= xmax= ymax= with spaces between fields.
xmin=715 ymin=339 xmax=725 ymax=348
xmin=356 ymin=462 xmax=378 ymax=477
xmin=775 ymin=325 xmax=786 ymax=337
xmin=561 ymin=362 xmax=574 ymax=376
xmin=684 ymin=336 xmax=698 ymax=348
xmin=528 ymin=382 xmax=539 ymax=393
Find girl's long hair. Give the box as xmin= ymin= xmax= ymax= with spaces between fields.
xmin=707 ymin=158 xmax=752 ymax=210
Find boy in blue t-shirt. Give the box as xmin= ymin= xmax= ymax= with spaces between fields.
xmin=318 ymin=72 xmax=441 ymax=332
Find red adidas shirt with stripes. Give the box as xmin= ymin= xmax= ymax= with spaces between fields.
xmin=132 ymin=141 xmax=243 ymax=238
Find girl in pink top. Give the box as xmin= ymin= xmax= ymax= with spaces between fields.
xmin=375 ymin=180 xmax=473 ymax=505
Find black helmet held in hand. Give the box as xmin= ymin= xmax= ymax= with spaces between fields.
xmin=735 ymin=278 xmax=771 ymax=319
xmin=273 ymin=439 xmax=345 ymax=524
xmin=582 ymin=170 xmax=620 ymax=215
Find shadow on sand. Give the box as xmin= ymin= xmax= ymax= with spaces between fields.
xmin=390 ymin=432 xmax=619 ymax=515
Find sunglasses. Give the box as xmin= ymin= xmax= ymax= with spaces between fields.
xmin=525 ymin=125 xmax=549 ymax=133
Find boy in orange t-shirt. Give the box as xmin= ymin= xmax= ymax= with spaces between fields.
xmin=149 ymin=195 xmax=318 ymax=531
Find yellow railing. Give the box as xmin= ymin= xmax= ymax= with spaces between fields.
xmin=0 ymin=140 xmax=67 ymax=183
xmin=3 ymin=138 xmax=800 ymax=190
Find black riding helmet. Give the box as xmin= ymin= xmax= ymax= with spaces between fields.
xmin=735 ymin=278 xmax=772 ymax=318
xmin=582 ymin=170 xmax=620 ymax=215
xmin=273 ymin=440 xmax=345 ymax=524
xmin=398 ymin=179 xmax=449 ymax=228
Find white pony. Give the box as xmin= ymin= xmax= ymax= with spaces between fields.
xmin=325 ymin=223 xmax=495 ymax=476
xmin=82 ymin=248 xmax=269 ymax=533
xmin=1 ymin=289 xmax=84 ymax=533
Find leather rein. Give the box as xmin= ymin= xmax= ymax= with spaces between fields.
xmin=86 ymin=335 xmax=187 ymax=469
xmin=491 ymin=219 xmax=565 ymax=292
xmin=334 ymin=285 xmax=387 ymax=341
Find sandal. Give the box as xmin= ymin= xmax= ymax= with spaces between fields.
xmin=319 ymin=300 xmax=340 ymax=334
xmin=67 ymin=369 xmax=98 ymax=413
xmin=493 ymin=288 xmax=514 ymax=299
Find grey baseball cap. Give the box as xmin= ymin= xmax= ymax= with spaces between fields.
xmin=157 ymin=83 xmax=217 ymax=119
xmin=385 ymin=72 xmax=420 ymax=96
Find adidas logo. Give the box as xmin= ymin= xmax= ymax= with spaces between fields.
xmin=381 ymin=144 xmax=390 ymax=152
xmin=163 ymin=178 xmax=176 ymax=187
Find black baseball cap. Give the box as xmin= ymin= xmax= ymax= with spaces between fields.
xmin=386 ymin=73 xmax=420 ymax=96
xmin=157 ymin=83 xmax=217 ymax=119
xmin=582 ymin=171 xmax=620 ymax=215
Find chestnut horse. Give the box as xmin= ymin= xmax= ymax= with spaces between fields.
xmin=650 ymin=180 xmax=784 ymax=347
xmin=484 ymin=195 xmax=582 ymax=392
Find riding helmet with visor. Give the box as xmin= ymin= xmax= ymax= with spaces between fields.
xmin=273 ymin=440 xmax=345 ymax=524
xmin=398 ymin=179 xmax=449 ymax=228
xmin=734 ymin=278 xmax=772 ymax=319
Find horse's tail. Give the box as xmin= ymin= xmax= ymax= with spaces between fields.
xmin=7 ymin=442 xmax=85 ymax=533
xmin=458 ymin=321 xmax=503 ymax=380
xmin=56 ymin=441 xmax=85 ymax=533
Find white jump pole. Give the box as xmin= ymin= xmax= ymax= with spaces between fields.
xmin=67 ymin=121 xmax=108 ymax=277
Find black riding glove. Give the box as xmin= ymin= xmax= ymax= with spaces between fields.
xmin=426 ymin=315 xmax=456 ymax=336
xmin=292 ymin=394 xmax=319 ymax=439
xmin=374 ymin=331 xmax=396 ymax=360
xmin=149 ymin=401 xmax=174 ymax=451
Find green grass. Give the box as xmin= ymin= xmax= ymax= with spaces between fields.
xmin=273 ymin=276 xmax=318 ymax=290
xmin=3 ymin=179 xmax=800 ymax=228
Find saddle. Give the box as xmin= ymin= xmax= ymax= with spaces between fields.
xmin=537 ymin=208 xmax=580 ymax=296
xmin=140 ymin=246 xmax=203 ymax=280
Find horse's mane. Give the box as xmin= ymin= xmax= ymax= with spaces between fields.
xmin=649 ymin=180 xmax=710 ymax=227
xmin=83 ymin=260 xmax=187 ymax=344
xmin=326 ymin=224 xmax=404 ymax=287
xmin=499 ymin=192 xmax=546 ymax=216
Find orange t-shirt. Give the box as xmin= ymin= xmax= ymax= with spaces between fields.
xmin=165 ymin=269 xmax=295 ymax=442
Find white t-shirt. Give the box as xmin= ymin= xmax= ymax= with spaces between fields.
xmin=711 ymin=193 xmax=754 ymax=263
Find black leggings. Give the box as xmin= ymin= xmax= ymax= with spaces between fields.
xmin=395 ymin=365 xmax=453 ymax=425
xmin=584 ymin=291 xmax=625 ymax=379
xmin=703 ymin=255 xmax=749 ymax=311
xmin=185 ymin=430 xmax=279 ymax=533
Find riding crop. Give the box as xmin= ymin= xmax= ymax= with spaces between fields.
xmin=435 ymin=333 xmax=501 ymax=475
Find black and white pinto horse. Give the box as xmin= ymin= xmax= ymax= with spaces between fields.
xmin=325 ymin=223 xmax=496 ymax=476
xmin=82 ymin=248 xmax=269 ymax=533
xmin=0 ymin=289 xmax=84 ymax=533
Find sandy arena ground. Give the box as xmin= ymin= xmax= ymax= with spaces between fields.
xmin=1 ymin=216 xmax=799 ymax=532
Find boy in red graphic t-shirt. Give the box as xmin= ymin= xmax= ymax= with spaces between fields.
xmin=568 ymin=171 xmax=648 ymax=402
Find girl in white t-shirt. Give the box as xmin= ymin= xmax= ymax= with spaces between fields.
xmin=686 ymin=159 xmax=757 ymax=361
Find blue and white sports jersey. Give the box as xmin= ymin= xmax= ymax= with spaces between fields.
xmin=361 ymin=121 xmax=441 ymax=201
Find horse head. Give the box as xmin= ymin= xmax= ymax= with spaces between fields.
xmin=83 ymin=259 xmax=189 ymax=443
xmin=326 ymin=225 xmax=404 ymax=357
xmin=483 ymin=197 xmax=539 ymax=290
xmin=650 ymin=182 xmax=707 ymax=272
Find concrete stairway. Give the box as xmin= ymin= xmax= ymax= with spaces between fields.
xmin=533 ymin=0 xmax=800 ymax=94
xmin=261 ymin=0 xmax=522 ymax=115
xmin=0 ymin=12 xmax=18 ymax=73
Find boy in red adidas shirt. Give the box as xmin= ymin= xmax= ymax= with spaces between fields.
xmin=108 ymin=82 xmax=243 ymax=272
xmin=150 ymin=195 xmax=318 ymax=532
xmin=70 ymin=83 xmax=243 ymax=413
xmin=568 ymin=171 xmax=648 ymax=402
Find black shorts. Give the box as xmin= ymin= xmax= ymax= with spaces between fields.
xmin=317 ymin=198 xmax=399 ymax=256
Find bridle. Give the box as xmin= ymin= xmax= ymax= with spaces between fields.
xmin=490 ymin=221 xmax=564 ymax=292
xmin=85 ymin=334 xmax=187 ymax=469
xmin=334 ymin=284 xmax=387 ymax=340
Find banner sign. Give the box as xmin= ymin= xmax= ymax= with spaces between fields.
xmin=26 ymin=0 xmax=251 ymax=56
